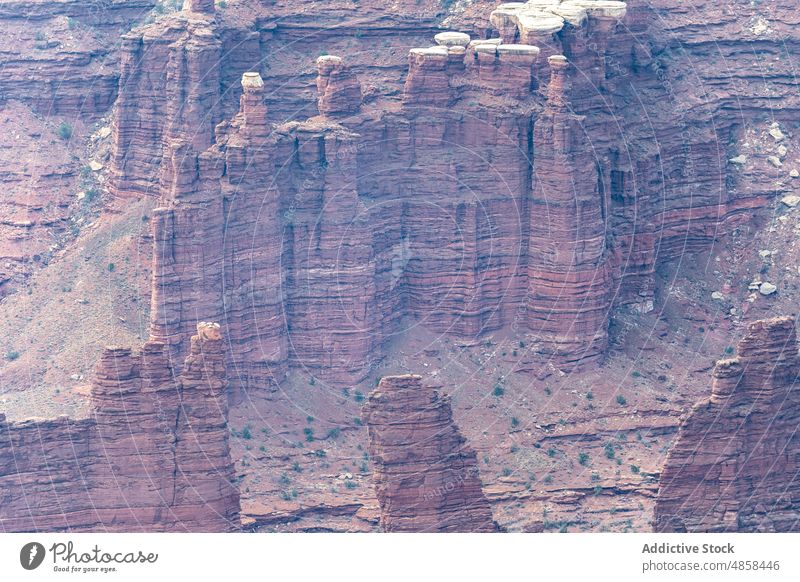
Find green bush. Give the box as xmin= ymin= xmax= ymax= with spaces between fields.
xmin=57 ymin=121 xmax=73 ymax=140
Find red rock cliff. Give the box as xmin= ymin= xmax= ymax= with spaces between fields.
xmin=362 ymin=375 xmax=498 ymax=532
xmin=654 ymin=316 xmax=800 ymax=532
xmin=0 ymin=322 xmax=240 ymax=532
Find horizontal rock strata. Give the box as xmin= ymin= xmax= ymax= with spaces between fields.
xmin=655 ymin=317 xmax=800 ymax=532
xmin=362 ymin=374 xmax=498 ymax=532
xmin=0 ymin=322 xmax=240 ymax=532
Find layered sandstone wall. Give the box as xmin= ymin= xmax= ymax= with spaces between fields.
xmin=0 ymin=323 xmax=240 ymax=532
xmin=654 ymin=317 xmax=800 ymax=532
xmin=114 ymin=0 xmax=800 ymax=389
xmin=362 ymin=375 xmax=498 ymax=532
xmin=0 ymin=0 xmax=156 ymax=117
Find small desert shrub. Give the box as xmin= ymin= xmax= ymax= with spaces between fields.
xmin=57 ymin=121 xmax=73 ymax=140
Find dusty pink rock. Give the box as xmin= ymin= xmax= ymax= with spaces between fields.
xmin=362 ymin=374 xmax=498 ymax=532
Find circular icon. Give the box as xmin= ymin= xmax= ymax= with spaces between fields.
xmin=20 ymin=542 xmax=46 ymax=570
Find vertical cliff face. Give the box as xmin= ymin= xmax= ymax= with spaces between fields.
xmin=111 ymin=3 xmax=260 ymax=198
xmin=109 ymin=0 xmax=800 ymax=392
xmin=0 ymin=323 xmax=240 ymax=532
xmin=655 ymin=317 xmax=800 ymax=532
xmin=362 ymin=375 xmax=498 ymax=532
xmin=527 ymin=55 xmax=611 ymax=365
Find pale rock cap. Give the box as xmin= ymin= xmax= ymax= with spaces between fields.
xmin=198 ymin=321 xmax=222 ymax=340
xmin=317 ymin=55 xmax=343 ymax=66
xmin=434 ymin=31 xmax=471 ymax=47
xmin=497 ymin=44 xmax=541 ymax=56
xmin=550 ymin=3 xmax=589 ymax=26
xmin=410 ymin=46 xmax=449 ymax=57
xmin=475 ymin=43 xmax=500 ymax=55
xmin=469 ymin=38 xmax=502 ymax=49
xmin=241 ymin=72 xmax=264 ymax=89
xmin=517 ymin=9 xmax=565 ymax=35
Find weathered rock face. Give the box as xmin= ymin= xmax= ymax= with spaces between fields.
xmin=654 ymin=317 xmax=800 ymax=532
xmin=113 ymin=0 xmax=800 ymax=389
xmin=527 ymin=55 xmax=611 ymax=365
xmin=0 ymin=323 xmax=240 ymax=532
xmin=111 ymin=6 xmax=261 ymax=197
xmin=0 ymin=0 xmax=156 ymax=118
xmin=362 ymin=375 xmax=498 ymax=532
xmin=316 ymin=55 xmax=362 ymax=117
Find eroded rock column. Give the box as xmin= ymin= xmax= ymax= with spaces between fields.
xmin=655 ymin=316 xmax=800 ymax=532
xmin=526 ymin=55 xmax=611 ymax=366
xmin=362 ymin=375 xmax=498 ymax=532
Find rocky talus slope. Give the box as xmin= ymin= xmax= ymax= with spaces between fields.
xmin=363 ymin=375 xmax=498 ymax=532
xmin=0 ymin=322 xmax=240 ymax=532
xmin=655 ymin=317 xmax=800 ymax=532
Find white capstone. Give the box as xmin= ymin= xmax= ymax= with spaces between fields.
xmin=434 ymin=31 xmax=471 ymax=47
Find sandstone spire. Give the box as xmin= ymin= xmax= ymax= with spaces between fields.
xmin=316 ymin=55 xmax=362 ymax=116
xmin=527 ymin=55 xmax=611 ymax=366
xmin=0 ymin=323 xmax=240 ymax=532
xmin=362 ymin=375 xmax=498 ymax=532
xmin=655 ymin=316 xmax=800 ymax=532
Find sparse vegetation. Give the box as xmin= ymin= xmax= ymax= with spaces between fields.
xmin=492 ymin=384 xmax=504 ymax=397
xmin=578 ymin=452 xmax=590 ymax=466
xmin=344 ymin=479 xmax=358 ymax=489
xmin=5 ymin=350 xmax=20 ymax=361
xmin=630 ymin=465 xmax=640 ymax=474
xmin=604 ymin=442 xmax=616 ymax=459
xmin=326 ymin=427 xmax=341 ymax=440
xmin=616 ymin=394 xmax=627 ymax=406
xmin=241 ymin=425 xmax=253 ymax=440
xmin=354 ymin=391 xmax=364 ymax=403
xmin=511 ymin=417 xmax=519 ymax=428
xmin=57 ymin=121 xmax=73 ymax=141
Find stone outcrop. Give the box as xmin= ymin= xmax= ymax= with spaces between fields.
xmin=111 ymin=6 xmax=261 ymax=197
xmin=0 ymin=323 xmax=240 ymax=532
xmin=107 ymin=0 xmax=800 ymax=388
xmin=527 ymin=55 xmax=611 ymax=365
xmin=654 ymin=317 xmax=800 ymax=532
xmin=316 ymin=55 xmax=362 ymax=117
xmin=362 ymin=375 xmax=498 ymax=532
xmin=0 ymin=0 xmax=156 ymax=118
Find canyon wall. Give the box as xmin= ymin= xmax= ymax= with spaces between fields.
xmin=362 ymin=374 xmax=498 ymax=532
xmin=655 ymin=317 xmax=800 ymax=532
xmin=0 ymin=322 xmax=240 ymax=532
xmin=109 ymin=0 xmax=800 ymax=392
xmin=134 ymin=2 xmax=637 ymax=389
xmin=0 ymin=0 xmax=156 ymax=118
